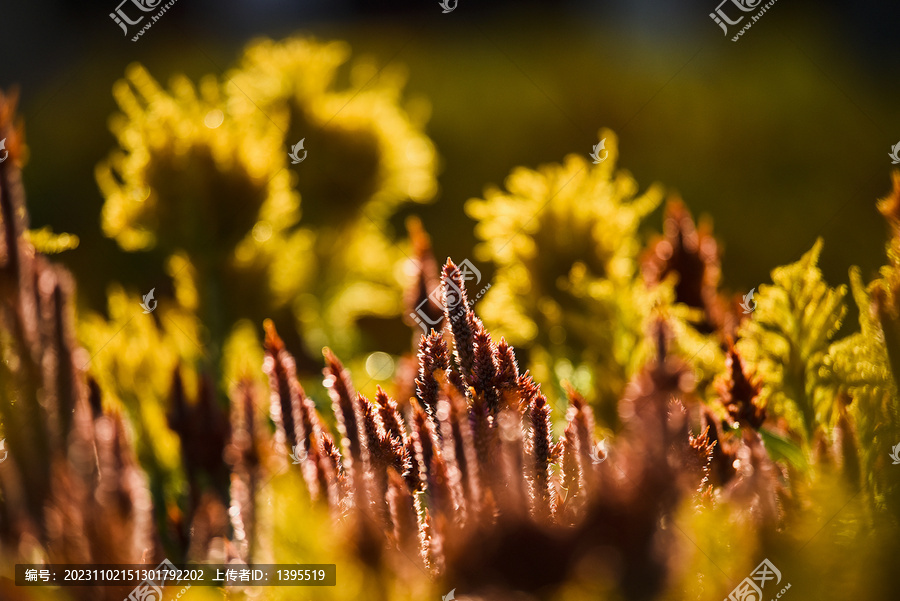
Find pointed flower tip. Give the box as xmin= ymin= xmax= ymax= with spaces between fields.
xmin=473 ymin=320 xmax=490 ymax=340
xmin=411 ymin=397 xmax=428 ymax=416
xmin=323 ymin=346 xmax=339 ymax=366
xmin=263 ymin=319 xmax=283 ymax=353
xmin=406 ymin=215 xmax=430 ymax=250
xmin=406 ymin=214 xmax=423 ymax=234
xmin=0 ymin=89 xmax=25 ymax=160
xmin=442 ymin=258 xmax=458 ymax=273
xmin=374 ymin=386 xmax=390 ymax=405
xmin=877 ymin=172 xmax=900 ymax=222
xmin=566 ymin=386 xmax=586 ymax=411
xmin=665 ymin=194 xmax=688 ymax=213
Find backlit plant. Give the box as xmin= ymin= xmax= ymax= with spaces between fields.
xmin=1 ymin=39 xmax=899 ymax=601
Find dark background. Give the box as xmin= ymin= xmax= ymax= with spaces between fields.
xmin=2 ymin=0 xmax=899 ymax=329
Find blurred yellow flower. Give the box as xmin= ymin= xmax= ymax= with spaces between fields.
xmin=95 ymin=37 xmax=439 ymax=363
xmin=466 ymin=130 xmax=668 ymax=420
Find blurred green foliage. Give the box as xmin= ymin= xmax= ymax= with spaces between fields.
xmin=736 ymin=239 xmax=847 ymax=441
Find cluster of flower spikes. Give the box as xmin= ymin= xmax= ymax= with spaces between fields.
xmin=261 ymin=254 xmax=728 ymax=598
xmin=0 ymin=92 xmax=158 ymax=601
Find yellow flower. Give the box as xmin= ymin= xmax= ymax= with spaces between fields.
xmin=466 ymin=130 xmax=666 ymax=418
xmin=96 ymin=63 xmax=297 ymax=256
xmin=226 ymin=37 xmax=437 ymax=224
xmin=95 ymin=37 xmax=439 ymax=366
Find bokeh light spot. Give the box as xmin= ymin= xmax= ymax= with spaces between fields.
xmin=204 ymin=109 xmax=225 ymax=129
xmin=252 ymin=221 xmax=273 ymax=242
xmin=365 ymin=351 xmax=394 ymax=380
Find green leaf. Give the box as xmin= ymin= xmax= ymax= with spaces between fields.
xmin=760 ymin=427 xmax=809 ymax=473
xmin=737 ymin=239 xmax=847 ymax=443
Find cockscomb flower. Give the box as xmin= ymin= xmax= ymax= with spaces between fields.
xmin=7 ymin=80 xmax=900 ymax=601
xmin=717 ymin=345 xmax=765 ymax=429
xmin=471 ymin=320 xmax=499 ymax=412
xmin=403 ymin=216 xmax=443 ymax=334
xmin=642 ymin=197 xmax=727 ymax=335
xmin=415 ymin=330 xmax=449 ymax=421
xmin=262 ymin=319 xmax=304 ymax=451
xmin=167 ymin=369 xmax=231 ymax=515
xmin=224 ymin=381 xmax=267 ymax=562
xmin=324 ymin=347 xmax=363 ymax=489
xmin=1 ymin=91 xmax=158 ymax=580
xmin=526 ymin=394 xmax=553 ymax=518
xmin=442 ymin=259 xmax=477 ymax=378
